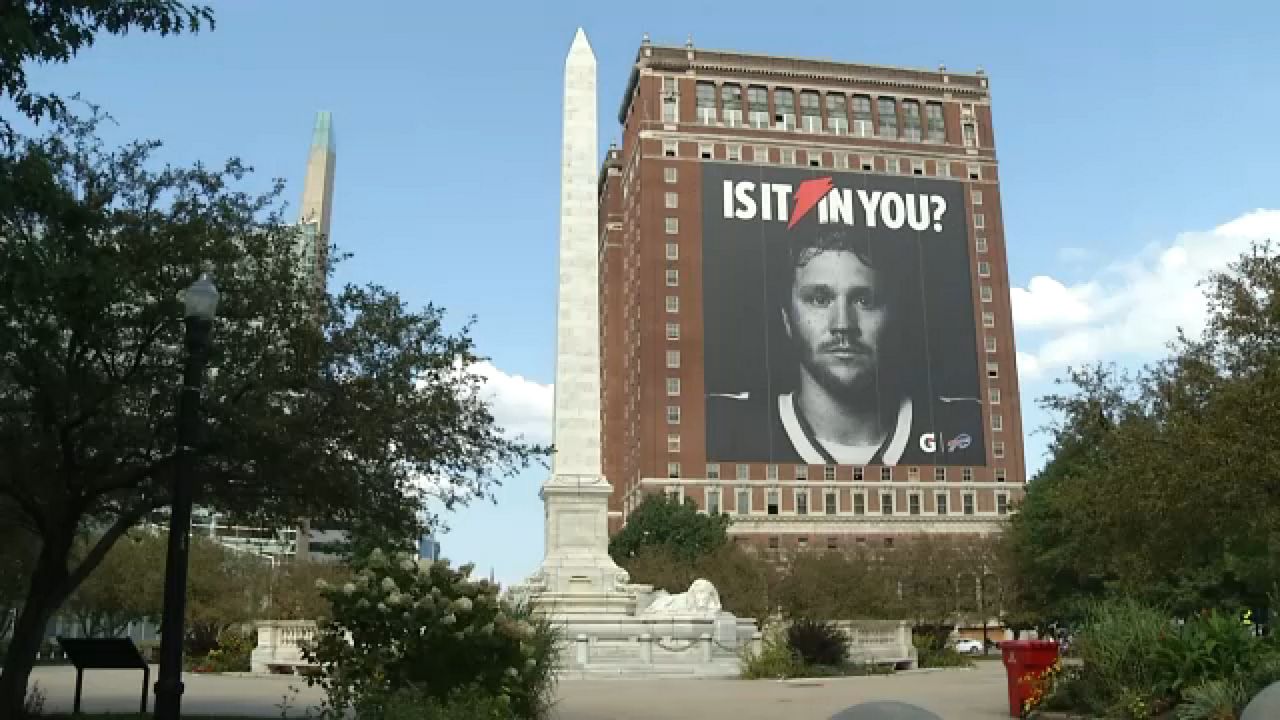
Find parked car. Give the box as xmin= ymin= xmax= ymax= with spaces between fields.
xmin=953 ymin=639 xmax=984 ymax=655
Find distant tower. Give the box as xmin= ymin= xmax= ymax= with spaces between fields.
xmin=298 ymin=111 xmax=336 ymax=292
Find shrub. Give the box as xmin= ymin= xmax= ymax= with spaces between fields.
xmin=1069 ymin=598 xmax=1172 ymax=716
xmin=202 ymin=628 xmax=254 ymax=672
xmin=741 ymin=626 xmax=803 ymax=679
xmin=377 ymin=684 xmax=514 ymax=720
xmin=786 ymin=619 xmax=848 ymax=667
xmin=304 ymin=549 xmax=560 ymax=720
xmin=913 ymin=635 xmax=974 ymax=669
xmin=1174 ymin=679 xmax=1248 ymax=720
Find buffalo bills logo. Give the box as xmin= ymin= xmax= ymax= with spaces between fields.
xmin=947 ymin=434 xmax=972 ymax=453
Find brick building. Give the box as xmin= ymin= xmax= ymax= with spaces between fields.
xmin=598 ymin=37 xmax=1024 ymax=554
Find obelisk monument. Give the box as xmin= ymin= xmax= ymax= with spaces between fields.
xmin=528 ymin=28 xmax=634 ymax=614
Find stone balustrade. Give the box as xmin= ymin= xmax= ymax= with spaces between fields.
xmin=249 ymin=620 xmax=319 ymax=674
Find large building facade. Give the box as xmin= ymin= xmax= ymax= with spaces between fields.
xmin=599 ymin=38 xmax=1024 ymax=553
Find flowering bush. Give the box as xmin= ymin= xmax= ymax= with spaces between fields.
xmin=303 ymin=549 xmax=560 ymax=720
xmin=1019 ymin=658 xmax=1065 ymax=718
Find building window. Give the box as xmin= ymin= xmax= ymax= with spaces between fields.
xmin=973 ymin=189 xmax=984 ymax=206
xmin=727 ymin=144 xmax=741 ymax=161
xmin=753 ymin=145 xmax=769 ymax=163
xmin=665 ymin=295 xmax=679 ymax=313
xmin=880 ymin=466 xmax=892 ymax=482
xmin=925 ymin=102 xmax=945 ymax=142
xmin=795 ymin=489 xmax=809 ymax=515
xmin=774 ymin=88 xmax=795 ymax=129
xmin=699 ymin=143 xmax=713 ymax=160
xmin=807 ymin=149 xmax=822 ymax=167
xmin=852 ymin=95 xmax=873 ymax=137
xmin=665 ymin=217 xmax=679 ymax=234
xmin=665 ymin=242 xmax=678 ymax=260
xmin=666 ymin=377 xmax=680 ymax=396
xmin=666 ymin=350 xmax=680 ymax=368
xmin=663 ymin=140 xmax=678 ymax=157
xmin=747 ymin=86 xmax=769 ymax=128
xmin=884 ymin=537 xmax=894 ymax=549
xmin=909 ymin=494 xmax=922 ymax=515
xmin=664 ymin=167 xmax=678 ymax=183
xmin=766 ymin=464 xmax=779 ymax=481
xmin=767 ymin=489 xmax=780 ymax=515
xmin=666 ymin=322 xmax=680 ymax=340
xmin=880 ymin=492 xmax=894 ymax=514
xmin=860 ymin=156 xmax=873 ymax=171
xmin=935 ymin=159 xmax=950 ymax=177
xmin=974 ymin=213 xmax=985 ymax=229
xmin=985 ymin=336 xmax=997 ymax=353
xmin=721 ymin=84 xmax=743 ymax=127
xmin=982 ymin=311 xmax=995 ymax=328
xmin=902 ymin=100 xmax=922 ymax=141
xmin=963 ymin=493 xmax=976 ymax=515
xmin=963 ymin=467 xmax=974 ymax=482
xmin=968 ymin=163 xmax=981 ymax=180
xmin=884 ymin=156 xmax=897 ymax=174
xmin=666 ymin=405 xmax=680 ymax=424
xmin=667 ymin=433 xmax=680 ymax=453
xmin=797 ymin=536 xmax=809 ymax=549
xmin=736 ymin=487 xmax=750 ymax=514
xmin=835 ymin=153 xmax=849 ymax=169
xmin=795 ymin=465 xmax=809 ymax=481
xmin=978 ymin=261 xmax=991 ymax=277
xmin=826 ymin=94 xmax=848 ymax=134
xmin=854 ymin=493 xmax=866 ymax=515
xmin=826 ymin=537 xmax=839 ymax=550
xmin=976 ymin=236 xmax=988 ymax=253
xmin=980 ymin=285 xmax=993 ymax=302
xmin=796 ymin=90 xmax=820 ymax=132
xmin=823 ymin=465 xmax=836 ymax=482
xmin=908 ymin=466 xmax=920 ymax=481
xmin=662 ymin=89 xmax=678 ymax=123
xmin=707 ymin=488 xmax=721 ymax=515
xmin=768 ymin=536 xmax=779 ymax=549
xmin=934 ymin=466 xmax=946 ymax=482
xmin=695 ymin=81 xmax=717 ymax=124
xmin=877 ymin=97 xmax=897 ymax=138
xmin=824 ymin=490 xmax=837 ymax=515
xmin=665 ymin=486 xmax=682 ymax=503
xmin=987 ymin=362 xmax=999 ymax=379
xmin=706 ymin=463 xmax=720 ymax=479
xmin=936 ymin=492 xmax=949 ymax=515
xmin=667 ymin=462 xmax=680 ymax=478
xmin=665 ymin=269 xmax=679 ymax=287
xmin=995 ymin=468 xmax=1007 ymax=483
xmin=993 ymin=441 xmax=1005 ymax=459
xmin=780 ymin=148 xmax=796 ymax=165
xmin=992 ymin=414 xmax=1003 ymax=432
xmin=665 ymin=192 xmax=678 ymax=209
xmin=730 ymin=464 xmax=747 ymax=482
xmin=911 ymin=159 xmax=924 ymax=176
xmin=997 ymin=493 xmax=1009 ymax=515
xmin=989 ymin=387 xmax=1001 ymax=405
xmin=963 ymin=123 xmax=978 ymax=148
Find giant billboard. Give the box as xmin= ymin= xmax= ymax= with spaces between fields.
xmin=702 ymin=163 xmax=986 ymax=466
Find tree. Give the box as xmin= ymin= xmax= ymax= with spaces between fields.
xmin=775 ymin=546 xmax=896 ymax=621
xmin=0 ymin=111 xmax=543 ymax=716
xmin=0 ymin=1 xmax=213 ymax=140
xmin=63 ymin=530 xmax=163 ymax=638
xmin=1007 ymin=243 xmax=1280 ymax=628
xmin=608 ymin=494 xmax=730 ymax=564
xmin=620 ymin=542 xmax=777 ymax=620
xmin=0 ymin=506 xmax=37 ymax=645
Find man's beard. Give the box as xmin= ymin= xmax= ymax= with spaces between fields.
xmin=799 ymin=350 xmax=880 ymax=407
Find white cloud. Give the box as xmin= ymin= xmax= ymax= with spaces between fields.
xmin=471 ymin=361 xmax=553 ymax=445
xmin=1015 ymin=209 xmax=1280 ymax=380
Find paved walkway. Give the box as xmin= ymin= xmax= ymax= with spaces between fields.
xmin=28 ymin=661 xmax=1011 ymax=719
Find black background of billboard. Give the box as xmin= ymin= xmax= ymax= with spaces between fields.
xmin=701 ymin=163 xmax=987 ymax=466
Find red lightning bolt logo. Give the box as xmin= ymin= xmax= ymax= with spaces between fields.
xmin=788 ymin=176 xmax=834 ymax=229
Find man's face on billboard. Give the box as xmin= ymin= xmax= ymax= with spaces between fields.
xmin=783 ymin=248 xmax=886 ymax=396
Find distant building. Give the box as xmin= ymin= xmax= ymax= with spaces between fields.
xmin=418 ymin=533 xmax=441 ymax=562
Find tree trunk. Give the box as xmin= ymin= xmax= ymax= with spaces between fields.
xmin=0 ymin=541 xmax=70 ymax=720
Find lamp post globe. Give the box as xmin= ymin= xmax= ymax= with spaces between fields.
xmin=154 ymin=271 xmax=218 ymax=720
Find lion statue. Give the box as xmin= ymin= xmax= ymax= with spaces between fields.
xmin=640 ymin=578 xmax=722 ymax=615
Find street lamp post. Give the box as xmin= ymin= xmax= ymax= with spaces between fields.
xmin=154 ymin=273 xmax=219 ymax=720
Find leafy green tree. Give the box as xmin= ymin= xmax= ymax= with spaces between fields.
xmin=608 ymin=494 xmax=730 ymax=564
xmin=775 ymin=546 xmax=896 ymax=621
xmin=620 ymin=542 xmax=776 ymax=620
xmin=63 ymin=530 xmax=163 ymax=638
xmin=0 ymin=1 xmax=213 ymax=138
xmin=0 ymin=111 xmax=542 ymax=716
xmin=0 ymin=506 xmax=37 ymax=644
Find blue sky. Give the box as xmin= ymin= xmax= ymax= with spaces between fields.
xmin=24 ymin=0 xmax=1280 ymax=585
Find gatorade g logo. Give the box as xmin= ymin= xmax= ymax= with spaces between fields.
xmin=919 ymin=433 xmax=938 ymax=453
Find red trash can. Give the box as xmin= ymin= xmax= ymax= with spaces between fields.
xmin=1001 ymin=639 xmax=1061 ymax=717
